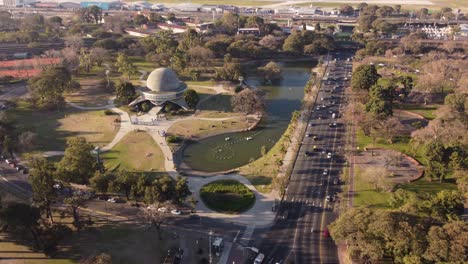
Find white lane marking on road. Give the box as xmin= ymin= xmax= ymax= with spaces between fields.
xmin=239 ymin=225 xmax=255 ymax=246
xmin=233 ymin=230 xmax=240 ymax=243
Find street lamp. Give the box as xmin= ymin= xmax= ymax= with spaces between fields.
xmin=208 ymin=230 xmax=214 ymax=264
xmin=105 ymin=69 xmax=110 ymax=89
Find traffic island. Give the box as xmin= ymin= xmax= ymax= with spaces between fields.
xmin=200 ymin=179 xmax=256 ymax=214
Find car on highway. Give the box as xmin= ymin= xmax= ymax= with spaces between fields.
xmin=327 ymin=152 xmax=332 ymax=159
xmin=306 ymin=133 xmax=313 ymax=137
xmin=329 ymin=122 xmax=337 ymax=127
xmin=305 ymin=151 xmax=313 ymax=157
xmin=332 ymin=178 xmax=339 ymax=185
xmin=157 ymin=207 xmax=168 ymax=213
xmin=254 ymin=253 xmax=265 ymax=264
xmin=171 ymin=209 xmax=182 ymax=215
xmin=312 ymin=136 xmax=318 ymax=141
xmin=323 ymin=169 xmax=328 ymax=175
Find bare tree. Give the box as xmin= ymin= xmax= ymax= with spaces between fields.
xmin=18 ymin=131 xmax=38 ymax=152
xmin=362 ymin=166 xmax=394 ymax=192
xmin=143 ymin=207 xmax=166 ymax=239
xmin=259 ymin=34 xmax=282 ymax=50
xmin=187 ymin=46 xmax=215 ymax=68
xmin=231 ymin=88 xmax=265 ymax=114
xmin=377 ymin=117 xmax=404 ymax=144
xmin=90 ymin=47 xmax=108 ymax=67
xmin=64 ymin=34 xmax=84 ymax=51
xmin=61 ymin=47 xmax=80 ymax=73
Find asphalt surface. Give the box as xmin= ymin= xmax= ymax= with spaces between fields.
xmin=256 ymin=53 xmax=353 ymax=264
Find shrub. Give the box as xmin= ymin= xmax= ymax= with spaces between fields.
xmin=167 ymin=135 xmax=182 ymax=144
xmin=141 ymin=101 xmax=152 ymax=112
xmin=103 ymin=109 xmax=114 ymax=115
xmin=234 ymin=85 xmax=244 ymax=93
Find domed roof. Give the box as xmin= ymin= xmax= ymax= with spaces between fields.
xmin=146 ymin=68 xmax=186 ymax=93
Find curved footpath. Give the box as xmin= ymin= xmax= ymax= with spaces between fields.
xmin=43 ymin=87 xmax=278 ymax=227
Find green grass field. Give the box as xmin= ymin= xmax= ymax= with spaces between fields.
xmin=101 ymin=131 xmax=165 ymax=172
xmin=353 ymin=167 xmax=392 ymax=209
xmin=200 ymin=179 xmax=256 ymax=214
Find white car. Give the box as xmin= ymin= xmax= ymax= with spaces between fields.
xmin=327 ymin=153 xmax=332 ymax=159
xmin=107 ymin=198 xmax=116 ymax=203
xmin=171 ymin=209 xmax=181 ymax=215
xmin=157 ymin=207 xmax=168 ymax=213
xmin=53 ymin=184 xmax=62 ymax=189
xmin=323 ymin=169 xmax=328 ymax=175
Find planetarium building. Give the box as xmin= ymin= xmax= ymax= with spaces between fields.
xmin=129 ymin=67 xmax=188 ymax=113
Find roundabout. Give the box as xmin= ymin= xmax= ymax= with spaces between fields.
xmin=200 ymin=179 xmax=256 ymax=214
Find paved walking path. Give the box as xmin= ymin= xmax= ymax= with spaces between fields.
xmin=46 ymin=89 xmax=278 ymax=227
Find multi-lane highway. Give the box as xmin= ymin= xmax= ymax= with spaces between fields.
xmin=258 ymin=53 xmax=352 ymax=264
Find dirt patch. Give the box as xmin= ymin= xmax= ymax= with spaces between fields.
xmin=354 ymin=148 xmax=424 ymax=184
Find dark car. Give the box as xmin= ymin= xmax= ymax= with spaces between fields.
xmin=305 ymin=151 xmax=313 ymax=156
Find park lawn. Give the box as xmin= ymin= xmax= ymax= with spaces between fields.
xmin=197 ymin=93 xmax=233 ymax=112
xmin=65 ymin=77 xmax=113 ymax=107
xmin=101 ymin=131 xmax=165 ymax=172
xmin=353 ymin=167 xmax=392 ymax=209
xmin=168 ymin=117 xmax=249 ymax=138
xmin=399 ymin=179 xmax=458 ymax=196
xmin=200 ymin=179 xmax=255 ymax=214
xmin=129 ymin=56 xmax=156 ymax=73
xmin=11 ymin=101 xmax=119 ymax=152
xmin=395 ymin=103 xmax=439 ymax=120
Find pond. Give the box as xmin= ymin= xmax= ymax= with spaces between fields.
xmin=182 ymin=60 xmax=317 ymax=172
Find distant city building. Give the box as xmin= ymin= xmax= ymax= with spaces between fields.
xmin=129 ymin=68 xmax=188 ymax=113
xmin=1 ymin=0 xmax=34 ymax=7
xmin=458 ymin=24 xmax=468 ymax=38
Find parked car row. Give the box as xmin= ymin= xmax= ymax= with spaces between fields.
xmin=4 ymin=158 xmax=28 ymax=174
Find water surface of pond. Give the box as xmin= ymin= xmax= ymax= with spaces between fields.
xmin=183 ymin=60 xmax=316 ymax=172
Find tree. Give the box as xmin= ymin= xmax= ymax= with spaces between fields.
xmin=88 ymin=6 xmax=102 ymax=24
xmin=351 ymin=64 xmax=380 ymax=90
xmin=183 ymin=89 xmax=199 ymax=109
xmin=361 ymin=166 xmax=394 ymax=192
xmin=422 ymin=190 xmax=463 ymax=221
xmin=157 ymin=175 xmax=176 ymax=202
xmin=90 ymin=172 xmax=115 ymax=194
xmin=395 ymin=5 xmax=401 ymax=14
xmin=259 ymin=35 xmax=281 ymax=50
xmin=187 ymin=46 xmax=214 ymax=67
xmin=231 ymin=88 xmax=265 ymax=114
xmin=115 ymin=53 xmax=137 ymax=80
xmin=112 ymin=170 xmax=137 ymax=200
xmin=174 ymin=177 xmax=191 ymax=204
xmin=340 ymin=5 xmax=354 ymax=15
xmin=89 ymin=47 xmax=107 ymax=67
xmin=64 ymin=195 xmax=87 ymax=231
xmin=260 ymin=61 xmax=281 ymax=84
xmin=400 ymin=33 xmax=423 ymax=54
xmin=79 ymin=48 xmax=92 ymax=73
xmin=365 ymin=84 xmax=394 ymax=118
xmin=178 ymin=29 xmax=201 ymax=52
xmin=425 ymin=221 xmax=468 ymax=263
xmin=29 ymin=66 xmax=79 ymax=110
xmin=143 ymin=207 xmax=166 ymax=239
xmin=56 ymin=137 xmax=96 ymax=184
xmin=18 ymin=131 xmax=38 ymax=152
xmin=377 ymin=117 xmax=404 ymax=144
xmin=134 ymin=14 xmax=148 ymax=26
xmin=219 ymin=13 xmax=239 ymax=35
xmin=0 ymin=203 xmax=42 ymax=249
xmin=215 ymin=54 xmax=242 ymax=81
xmin=29 ymin=157 xmax=56 ymax=223
xmin=114 ymin=80 xmax=136 ymax=105
xmin=424 ymin=140 xmax=450 ymax=182
xmin=357 ymin=13 xmax=377 ymax=32
xmin=282 ymin=31 xmax=303 ymax=54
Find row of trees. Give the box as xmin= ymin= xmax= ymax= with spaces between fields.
xmin=90 ymin=171 xmax=191 ymax=205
